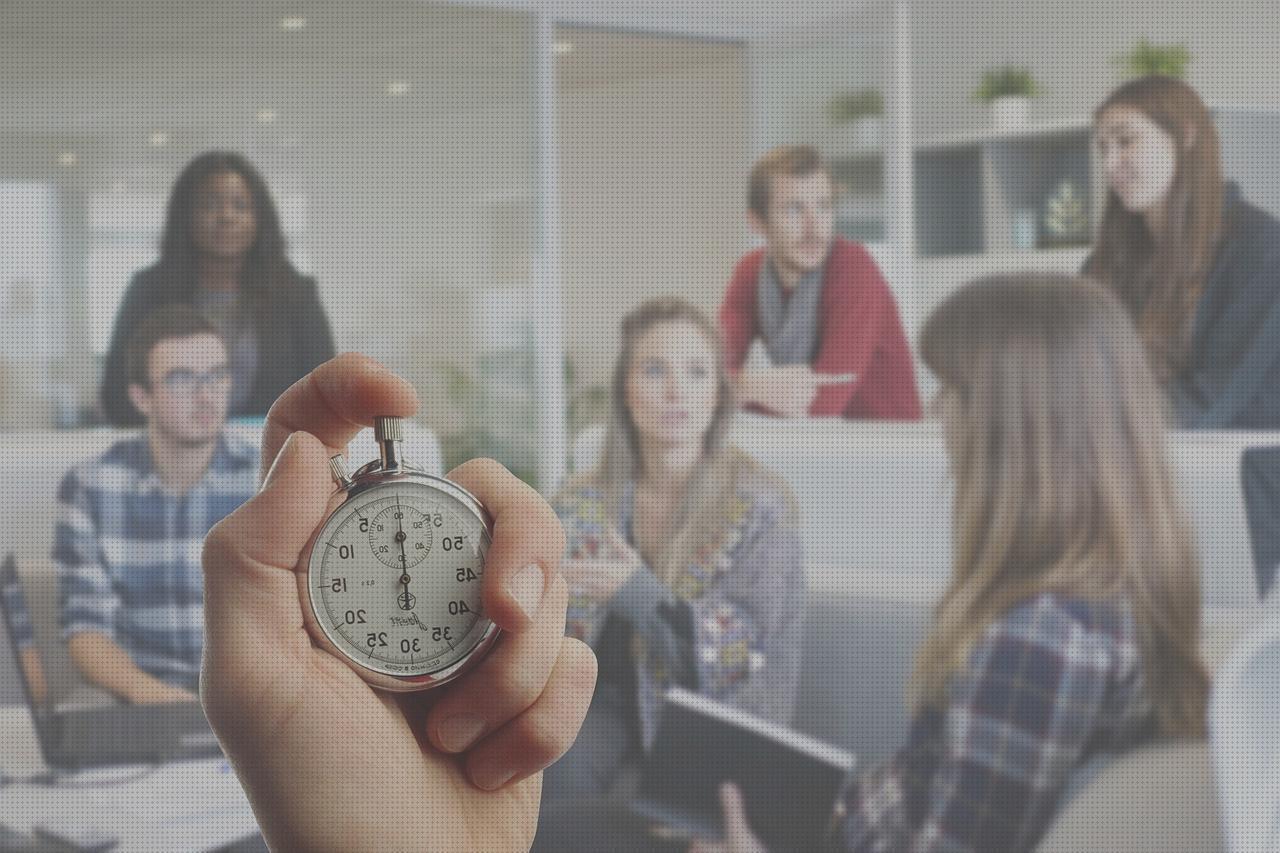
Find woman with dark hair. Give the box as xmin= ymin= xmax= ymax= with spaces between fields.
xmin=99 ymin=151 xmax=334 ymax=425
xmin=1084 ymin=75 xmax=1280 ymax=593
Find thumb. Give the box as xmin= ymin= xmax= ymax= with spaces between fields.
xmin=203 ymin=430 xmax=336 ymax=640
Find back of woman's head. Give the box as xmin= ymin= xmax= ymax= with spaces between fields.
xmin=159 ymin=151 xmax=293 ymax=300
xmin=915 ymin=273 xmax=1207 ymax=736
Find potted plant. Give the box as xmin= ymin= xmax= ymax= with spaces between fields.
xmin=826 ymin=89 xmax=885 ymax=150
xmin=1115 ymin=39 xmax=1192 ymax=79
xmin=974 ymin=67 xmax=1040 ymax=131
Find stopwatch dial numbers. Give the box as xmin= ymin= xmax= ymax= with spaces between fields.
xmin=367 ymin=503 xmax=433 ymax=570
xmin=310 ymin=487 xmax=490 ymax=678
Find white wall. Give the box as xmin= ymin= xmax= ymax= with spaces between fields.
xmin=910 ymin=0 xmax=1280 ymax=141
xmin=747 ymin=4 xmax=890 ymax=156
xmin=557 ymin=29 xmax=751 ymax=389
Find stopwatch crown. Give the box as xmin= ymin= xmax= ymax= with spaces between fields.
xmin=374 ymin=416 xmax=404 ymax=443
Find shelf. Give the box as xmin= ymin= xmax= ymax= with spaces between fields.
xmin=914 ymin=124 xmax=1096 ymax=259
xmin=917 ymin=117 xmax=1091 ymax=151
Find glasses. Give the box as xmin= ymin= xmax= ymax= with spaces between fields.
xmin=159 ymin=367 xmax=233 ymax=394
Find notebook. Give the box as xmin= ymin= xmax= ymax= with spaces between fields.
xmin=630 ymin=687 xmax=856 ymax=853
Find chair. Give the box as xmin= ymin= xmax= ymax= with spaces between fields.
xmin=1210 ymin=601 xmax=1280 ymax=853
xmin=1036 ymin=741 xmax=1226 ymax=853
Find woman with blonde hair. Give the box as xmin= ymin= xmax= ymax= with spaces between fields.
xmin=698 ymin=274 xmax=1209 ymax=853
xmin=535 ymin=296 xmax=804 ymax=851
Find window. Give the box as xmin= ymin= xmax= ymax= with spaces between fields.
xmin=84 ymin=191 xmax=311 ymax=355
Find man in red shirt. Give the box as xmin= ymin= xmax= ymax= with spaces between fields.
xmin=720 ymin=145 xmax=921 ymax=420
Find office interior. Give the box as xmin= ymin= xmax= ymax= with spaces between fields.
xmin=2 ymin=1 xmax=1280 ymax=850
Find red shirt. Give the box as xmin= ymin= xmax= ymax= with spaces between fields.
xmin=720 ymin=238 xmax=922 ymax=421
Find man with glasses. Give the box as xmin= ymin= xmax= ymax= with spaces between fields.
xmin=721 ymin=145 xmax=921 ymax=420
xmin=53 ymin=305 xmax=256 ymax=703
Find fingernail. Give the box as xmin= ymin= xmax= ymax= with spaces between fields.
xmin=508 ymin=563 xmax=545 ymax=620
xmin=437 ymin=714 xmax=485 ymax=753
xmin=471 ymin=761 xmax=517 ymax=792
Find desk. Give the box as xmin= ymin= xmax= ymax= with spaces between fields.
xmin=576 ymin=416 xmax=1277 ymax=608
xmin=0 ymin=758 xmax=260 ymax=853
xmin=0 ymin=421 xmax=443 ymax=702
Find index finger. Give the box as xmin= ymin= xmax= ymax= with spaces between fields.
xmin=261 ymin=353 xmax=420 ymax=478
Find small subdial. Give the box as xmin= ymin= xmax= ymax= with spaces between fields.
xmin=367 ymin=503 xmax=433 ymax=570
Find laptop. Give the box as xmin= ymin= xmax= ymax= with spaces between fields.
xmin=0 ymin=553 xmax=222 ymax=772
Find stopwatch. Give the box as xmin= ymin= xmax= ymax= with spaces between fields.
xmin=297 ymin=416 xmax=500 ymax=691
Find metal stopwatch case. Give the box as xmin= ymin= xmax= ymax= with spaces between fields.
xmin=297 ymin=416 xmax=500 ymax=691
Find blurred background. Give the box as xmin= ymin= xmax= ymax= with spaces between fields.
xmin=2 ymin=1 xmax=1272 ymax=487
xmin=6 ymin=4 xmax=1280 ymax=850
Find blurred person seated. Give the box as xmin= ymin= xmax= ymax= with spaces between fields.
xmin=720 ymin=145 xmax=920 ymax=421
xmin=534 ymin=297 xmax=804 ymax=852
xmin=1085 ymin=76 xmax=1280 ymax=596
xmin=99 ymin=151 xmax=334 ymax=426
xmin=695 ymin=275 xmax=1209 ymax=853
xmin=55 ymin=305 xmax=256 ymax=704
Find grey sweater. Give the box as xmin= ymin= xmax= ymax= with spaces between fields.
xmin=557 ymin=467 xmax=806 ymax=747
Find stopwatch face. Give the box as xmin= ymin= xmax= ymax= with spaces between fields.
xmin=306 ymin=478 xmax=493 ymax=681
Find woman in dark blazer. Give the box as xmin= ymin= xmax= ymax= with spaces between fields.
xmin=1086 ymin=75 xmax=1280 ymax=593
xmin=100 ymin=151 xmax=334 ymax=426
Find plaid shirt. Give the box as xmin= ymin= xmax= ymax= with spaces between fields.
xmin=53 ymin=433 xmax=257 ymax=691
xmin=833 ymin=593 xmax=1156 ymax=853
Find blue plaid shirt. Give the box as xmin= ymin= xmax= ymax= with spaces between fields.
xmin=53 ymin=434 xmax=257 ymax=691
xmin=833 ymin=593 xmax=1156 ymax=853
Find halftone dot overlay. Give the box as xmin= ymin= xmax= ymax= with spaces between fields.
xmin=0 ymin=1 xmax=1276 ymax=851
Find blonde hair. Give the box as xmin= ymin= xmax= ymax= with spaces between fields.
xmin=567 ymin=297 xmax=790 ymax=587
xmin=913 ymin=274 xmax=1207 ymax=737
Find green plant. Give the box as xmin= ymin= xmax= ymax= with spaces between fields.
xmin=1115 ymin=39 xmax=1192 ymax=78
xmin=973 ymin=67 xmax=1040 ymax=102
xmin=826 ymin=89 xmax=884 ymax=125
xmin=432 ymin=356 xmax=540 ymax=488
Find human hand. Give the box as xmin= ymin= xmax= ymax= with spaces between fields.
xmin=200 ymin=353 xmax=597 ymax=852
xmin=688 ymin=783 xmax=769 ymax=853
xmin=561 ymin=528 xmax=644 ymax=601
xmin=739 ymin=367 xmax=854 ymax=418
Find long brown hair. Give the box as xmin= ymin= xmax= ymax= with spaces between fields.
xmin=913 ymin=274 xmax=1207 ymax=737
xmin=1084 ymin=75 xmax=1224 ymax=384
xmin=568 ymin=297 xmax=788 ymax=587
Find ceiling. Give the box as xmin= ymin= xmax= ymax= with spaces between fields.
xmin=0 ymin=2 xmax=533 ymax=137
xmin=0 ymin=0 xmax=878 ymax=176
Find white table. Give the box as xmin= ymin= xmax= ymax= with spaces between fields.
xmin=0 ymin=757 xmax=259 ymax=852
